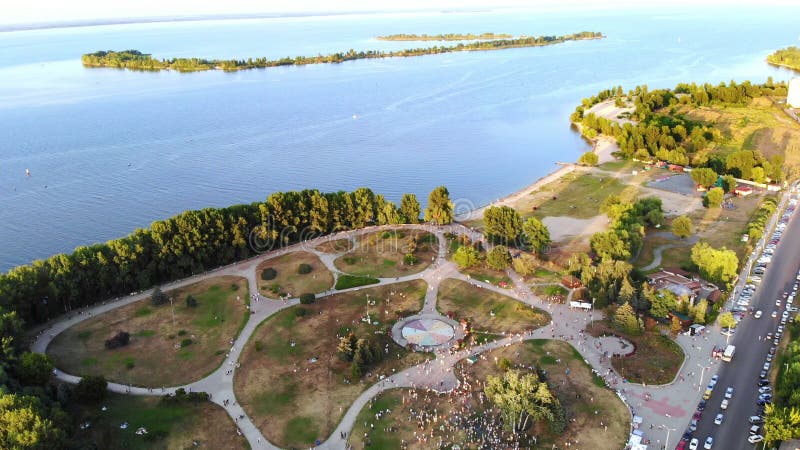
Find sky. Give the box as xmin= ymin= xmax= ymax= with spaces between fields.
xmin=0 ymin=0 xmax=796 ymax=26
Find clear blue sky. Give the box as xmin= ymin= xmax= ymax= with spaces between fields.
xmin=0 ymin=0 xmax=792 ymax=25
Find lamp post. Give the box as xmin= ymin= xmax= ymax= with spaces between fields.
xmin=591 ymin=298 xmax=596 ymax=329
xmin=169 ymin=296 xmax=176 ymax=328
xmin=698 ymin=363 xmax=710 ymax=392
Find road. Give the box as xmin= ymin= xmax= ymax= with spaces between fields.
xmin=690 ymin=193 xmax=800 ymax=450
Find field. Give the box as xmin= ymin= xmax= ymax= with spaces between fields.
xmin=437 ymin=278 xmax=550 ymax=334
xmin=68 ymin=393 xmax=249 ymax=450
xmin=675 ymin=98 xmax=800 ymax=179
xmin=234 ymin=280 xmax=431 ymax=449
xmin=587 ymin=320 xmax=684 ymax=385
xmin=256 ymin=251 xmax=334 ymax=298
xmin=48 ymin=276 xmax=249 ymax=387
xmin=334 ymin=229 xmax=438 ymax=278
xmin=349 ymin=340 xmax=629 ymax=450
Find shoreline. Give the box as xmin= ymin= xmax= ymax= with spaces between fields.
xmin=456 ymin=125 xmax=618 ymax=223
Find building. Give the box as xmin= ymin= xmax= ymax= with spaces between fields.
xmin=734 ymin=185 xmax=753 ymax=196
xmin=646 ymin=270 xmax=702 ymax=303
xmin=789 ymin=78 xmax=800 ymax=108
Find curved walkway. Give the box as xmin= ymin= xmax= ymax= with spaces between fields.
xmin=31 ymin=223 xmax=711 ymax=450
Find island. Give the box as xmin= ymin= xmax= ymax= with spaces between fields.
xmin=767 ymin=46 xmax=800 ymax=72
xmin=81 ymin=31 xmax=603 ymax=72
xmin=376 ymin=32 xmax=514 ymax=41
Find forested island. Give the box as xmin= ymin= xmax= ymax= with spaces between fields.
xmin=377 ymin=32 xmax=514 ymax=41
xmin=767 ymin=46 xmax=800 ymax=72
xmin=81 ymin=31 xmax=603 ymax=72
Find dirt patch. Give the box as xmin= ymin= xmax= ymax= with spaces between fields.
xmin=316 ymin=238 xmax=354 ymax=254
xmin=542 ymin=215 xmax=610 ymax=243
xmin=48 ymin=276 xmax=249 ymax=387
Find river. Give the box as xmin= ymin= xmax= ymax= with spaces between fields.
xmin=0 ymin=5 xmax=798 ymax=271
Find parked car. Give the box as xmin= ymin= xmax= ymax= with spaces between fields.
xmin=714 ymin=413 xmax=724 ymax=425
xmin=725 ymin=387 xmax=734 ymax=399
xmin=704 ymin=436 xmax=713 ymax=449
xmin=720 ymin=399 xmax=729 ymax=410
xmin=749 ymin=435 xmax=764 ymax=444
xmin=689 ymin=438 xmax=699 ymax=450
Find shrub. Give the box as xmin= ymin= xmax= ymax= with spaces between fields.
xmin=125 ymin=359 xmax=135 ymax=370
xmin=261 ymin=268 xmax=277 ymax=280
xmin=185 ymin=295 xmax=198 ymax=308
xmin=486 ymin=245 xmax=512 ymax=270
xmin=180 ymin=338 xmax=193 ymax=347
xmin=230 ymin=283 xmax=239 ymax=291
xmin=294 ymin=307 xmax=310 ymax=317
xmin=255 ymin=341 xmax=263 ymax=352
xmin=75 ymin=375 xmax=108 ymax=404
xmin=299 ymin=293 xmax=316 ymax=304
xmin=403 ymin=253 xmax=418 ymax=265
xmin=151 ymin=286 xmax=168 ymax=306
xmin=297 ymin=263 xmax=313 ymax=274
xmin=335 ymin=275 xmax=380 ymax=290
xmin=177 ymin=329 xmax=187 ymax=336
xmin=104 ymin=331 xmax=130 ymax=350
xmin=578 ymin=151 xmax=599 ymax=166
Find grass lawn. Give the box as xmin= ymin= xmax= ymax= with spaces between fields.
xmin=437 ymin=278 xmax=549 ymax=334
xmin=256 ymin=251 xmax=334 ymax=298
xmin=587 ymin=320 xmax=684 ymax=385
xmin=235 ymin=280 xmax=431 ymax=449
xmin=462 ymin=266 xmax=512 ymax=287
xmin=334 ymin=229 xmax=438 ymax=278
xmin=316 ymin=238 xmax=355 ymax=254
xmin=521 ymin=172 xmax=633 ymax=220
xmin=48 ymin=276 xmax=249 ymax=387
xmin=675 ymin=98 xmax=800 ymax=178
xmin=68 ymin=393 xmax=248 ymax=450
xmin=349 ymin=340 xmax=629 ymax=450
xmin=532 ymin=284 xmax=569 ymax=302
xmin=688 ymin=192 xmax=768 ymax=262
xmin=335 ymin=274 xmax=380 ymax=290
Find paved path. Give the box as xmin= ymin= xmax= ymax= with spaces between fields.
xmin=30 ymin=221 xmax=727 ymax=450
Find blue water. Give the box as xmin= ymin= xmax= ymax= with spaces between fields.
xmin=1 ymin=6 xmax=799 ymax=271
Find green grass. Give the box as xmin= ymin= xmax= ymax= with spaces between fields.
xmin=284 ymin=417 xmax=320 ymax=446
xmin=528 ymin=173 xmax=630 ymax=219
xmin=134 ymin=307 xmax=152 ymax=317
xmin=134 ymin=330 xmax=155 ymax=337
xmin=437 ymin=278 xmax=549 ymax=334
xmin=351 ymin=392 xmax=403 ymax=448
xmin=254 ymin=381 xmax=297 ymax=415
xmin=335 ymin=274 xmax=380 ymax=290
xmin=68 ymin=393 xmax=248 ymax=450
xmin=463 ymin=267 xmax=512 ymax=287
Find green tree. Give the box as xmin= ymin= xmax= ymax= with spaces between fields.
xmin=14 ymin=353 xmax=53 ymax=387
xmin=718 ymin=311 xmax=736 ymax=329
xmin=618 ymin=278 xmax=636 ymax=305
xmin=486 ymin=246 xmax=512 ymax=270
xmin=522 ymin=217 xmax=551 ymax=254
xmin=337 ymin=333 xmax=358 ymax=362
xmin=692 ymin=299 xmax=708 ymax=324
xmin=705 ymin=187 xmax=724 ymax=208
xmin=690 ymin=241 xmax=739 ymax=285
xmin=752 ymin=166 xmax=766 ymax=184
xmin=399 ymin=193 xmax=420 ymax=224
xmin=0 ymin=392 xmax=64 ymax=449
xmin=764 ymin=404 xmax=800 ymax=443
xmin=721 ymin=175 xmax=737 ymax=193
xmin=151 ymin=286 xmax=168 ymax=306
xmin=690 ymin=167 xmax=718 ymax=189
xmin=512 ymin=254 xmax=538 ymax=276
xmin=578 ymin=151 xmax=599 ymax=166
xmin=590 ymin=231 xmax=630 ymax=260
xmin=74 ymin=375 xmax=108 ymax=404
xmin=650 ymin=289 xmax=677 ymax=319
xmin=613 ymin=302 xmax=642 ymax=335
xmin=484 ymin=370 xmax=559 ymax=432
xmin=671 ymin=215 xmax=693 ymax=238
xmin=453 ymin=245 xmax=480 ymax=269
xmin=424 ymin=186 xmax=454 ymax=225
xmin=484 ymin=206 xmax=523 ymax=245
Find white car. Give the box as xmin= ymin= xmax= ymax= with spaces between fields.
xmin=705 ymin=436 xmax=714 ymax=449
xmin=714 ymin=413 xmax=724 ymax=425
xmin=748 ymin=435 xmax=764 ymax=444
xmin=772 ymin=311 xmax=779 ymax=318
xmin=689 ymin=438 xmax=699 ymax=450
xmin=720 ymin=399 xmax=729 ymax=410
xmin=725 ymin=387 xmax=734 ymax=399
xmin=754 ymin=310 xmax=763 ymax=319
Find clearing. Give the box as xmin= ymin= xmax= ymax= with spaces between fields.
xmin=256 ymin=251 xmax=334 ymax=298
xmin=334 ymin=229 xmax=438 ymax=278
xmin=47 ymin=276 xmax=250 ymax=387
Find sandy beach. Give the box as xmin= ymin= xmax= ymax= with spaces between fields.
xmin=456 ymin=131 xmax=619 ymax=222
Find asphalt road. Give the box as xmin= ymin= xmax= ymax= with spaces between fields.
xmin=688 ymin=194 xmax=800 ymax=450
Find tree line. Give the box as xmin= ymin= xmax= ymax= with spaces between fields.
xmin=571 ymin=80 xmax=788 ymax=183
xmin=80 ymin=32 xmax=603 ymax=72
xmin=0 ymin=186 xmax=460 ymax=327
xmin=376 ymin=32 xmax=514 ymax=41
xmin=767 ymin=46 xmax=800 ymax=72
